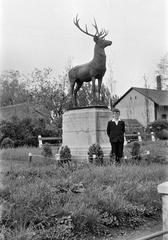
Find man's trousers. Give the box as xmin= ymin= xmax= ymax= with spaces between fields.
xmin=111 ymin=140 xmax=124 ymax=162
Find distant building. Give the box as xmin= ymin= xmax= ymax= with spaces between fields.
xmin=114 ymin=79 xmax=168 ymax=127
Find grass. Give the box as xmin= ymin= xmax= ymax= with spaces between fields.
xmin=0 ymin=140 xmax=168 ymax=239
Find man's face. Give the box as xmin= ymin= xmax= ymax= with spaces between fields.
xmin=113 ymin=111 xmax=120 ymax=120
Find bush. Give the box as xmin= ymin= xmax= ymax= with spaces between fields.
xmin=147 ymin=119 xmax=168 ymax=132
xmin=59 ymin=145 xmax=71 ymax=164
xmin=1 ymin=137 xmax=14 ymax=149
xmin=0 ymin=116 xmax=60 ymax=148
xmin=88 ymin=143 xmax=104 ymax=165
xmin=155 ymin=129 xmax=168 ymax=140
xmin=42 ymin=143 xmax=53 ymax=157
xmin=130 ymin=142 xmax=141 ymax=161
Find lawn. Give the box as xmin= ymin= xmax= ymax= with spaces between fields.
xmin=0 ymin=140 xmax=168 ymax=239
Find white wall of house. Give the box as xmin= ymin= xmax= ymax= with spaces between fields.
xmin=115 ymin=89 xmax=155 ymax=127
xmin=156 ymin=106 xmax=168 ymax=120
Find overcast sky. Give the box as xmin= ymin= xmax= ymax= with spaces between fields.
xmin=1 ymin=0 xmax=168 ymax=97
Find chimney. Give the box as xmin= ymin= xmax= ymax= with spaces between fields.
xmin=156 ymin=75 xmax=162 ymax=90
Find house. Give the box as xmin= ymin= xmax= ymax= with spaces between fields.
xmin=114 ymin=84 xmax=168 ymax=127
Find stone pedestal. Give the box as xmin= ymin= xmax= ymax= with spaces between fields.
xmin=158 ymin=182 xmax=168 ymax=240
xmin=62 ymin=106 xmax=113 ymax=161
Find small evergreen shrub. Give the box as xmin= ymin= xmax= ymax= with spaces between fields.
xmin=41 ymin=143 xmax=53 ymax=157
xmin=109 ymin=151 xmax=116 ymax=164
xmin=130 ymin=142 xmax=141 ymax=161
xmin=147 ymin=119 xmax=168 ymax=133
xmin=1 ymin=137 xmax=14 ymax=149
xmin=59 ymin=145 xmax=71 ymax=164
xmin=88 ymin=143 xmax=104 ymax=165
xmin=156 ymin=129 xmax=168 ymax=140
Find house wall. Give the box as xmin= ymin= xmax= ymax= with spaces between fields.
xmin=115 ymin=89 xmax=155 ymax=127
xmin=156 ymin=106 xmax=168 ymax=120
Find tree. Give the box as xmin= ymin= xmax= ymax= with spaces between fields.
xmin=76 ymin=82 xmax=111 ymax=107
xmin=0 ymin=70 xmax=28 ymax=107
xmin=26 ymin=67 xmax=70 ymax=120
xmin=155 ymin=52 xmax=168 ymax=89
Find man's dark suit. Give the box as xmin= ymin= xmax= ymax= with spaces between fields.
xmin=107 ymin=120 xmax=125 ymax=162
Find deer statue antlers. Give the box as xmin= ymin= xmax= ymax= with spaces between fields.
xmin=73 ymin=14 xmax=109 ymax=39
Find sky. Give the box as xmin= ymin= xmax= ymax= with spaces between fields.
xmin=0 ymin=0 xmax=168 ymax=97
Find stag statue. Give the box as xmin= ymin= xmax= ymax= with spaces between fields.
xmin=69 ymin=15 xmax=112 ymax=107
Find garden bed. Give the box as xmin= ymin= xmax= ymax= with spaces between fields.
xmin=0 ymin=140 xmax=168 ymax=239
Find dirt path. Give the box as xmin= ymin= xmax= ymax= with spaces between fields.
xmin=109 ymin=220 xmax=162 ymax=240
xmin=83 ymin=219 xmax=163 ymax=240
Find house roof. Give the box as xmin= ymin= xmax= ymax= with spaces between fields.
xmin=114 ymin=87 xmax=168 ymax=106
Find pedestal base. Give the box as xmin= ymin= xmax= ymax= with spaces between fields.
xmin=62 ymin=106 xmax=113 ymax=161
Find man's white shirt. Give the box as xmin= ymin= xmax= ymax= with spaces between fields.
xmin=112 ymin=118 xmax=121 ymax=126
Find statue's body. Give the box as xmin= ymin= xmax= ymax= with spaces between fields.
xmin=69 ymin=15 xmax=112 ymax=107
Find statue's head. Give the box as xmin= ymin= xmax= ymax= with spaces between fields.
xmin=93 ymin=36 xmax=112 ymax=48
xmin=74 ymin=15 xmax=112 ymax=48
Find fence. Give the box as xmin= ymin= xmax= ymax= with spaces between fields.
xmin=38 ymin=132 xmax=156 ymax=147
xmin=124 ymin=132 xmax=156 ymax=145
xmin=38 ymin=135 xmax=62 ymax=147
xmin=28 ymin=152 xmax=150 ymax=166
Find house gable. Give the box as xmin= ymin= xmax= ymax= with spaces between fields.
xmin=114 ymin=88 xmax=155 ymax=127
xmin=114 ymin=87 xmax=168 ymax=106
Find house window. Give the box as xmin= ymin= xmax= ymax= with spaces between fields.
xmin=130 ymin=97 xmax=132 ymax=100
xmin=162 ymin=114 xmax=167 ymax=119
xmin=135 ymin=96 xmax=137 ymax=99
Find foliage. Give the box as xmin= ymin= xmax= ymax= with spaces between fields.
xmin=0 ymin=69 xmax=28 ymax=107
xmin=155 ymin=129 xmax=168 ymax=140
xmin=1 ymin=137 xmax=14 ymax=149
xmin=130 ymin=142 xmax=141 ymax=161
xmin=0 ymin=149 xmax=167 ymax=239
xmin=42 ymin=143 xmax=53 ymax=157
xmin=59 ymin=145 xmax=71 ymax=164
xmin=77 ymin=82 xmax=111 ymax=107
xmin=88 ymin=143 xmax=104 ymax=165
xmin=156 ymin=52 xmax=168 ymax=89
xmin=26 ymin=67 xmax=70 ymax=119
xmin=0 ymin=116 xmax=59 ymax=148
xmin=147 ymin=119 xmax=168 ymax=131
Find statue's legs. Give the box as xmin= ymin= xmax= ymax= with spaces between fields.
xmin=74 ymin=81 xmax=83 ymax=106
xmin=92 ymin=77 xmax=96 ymax=104
xmin=98 ymin=78 xmax=102 ymax=103
xmin=70 ymin=81 xmax=75 ymax=107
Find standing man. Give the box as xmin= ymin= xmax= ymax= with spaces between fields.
xmin=107 ymin=108 xmax=125 ymax=164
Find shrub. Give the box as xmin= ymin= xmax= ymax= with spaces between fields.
xmin=155 ymin=129 xmax=168 ymax=140
xmin=0 ymin=116 xmax=60 ymax=148
xmin=147 ymin=119 xmax=168 ymax=132
xmin=42 ymin=143 xmax=53 ymax=157
xmin=1 ymin=137 xmax=14 ymax=149
xmin=59 ymin=145 xmax=71 ymax=164
xmin=88 ymin=143 xmax=104 ymax=165
xmin=130 ymin=142 xmax=141 ymax=161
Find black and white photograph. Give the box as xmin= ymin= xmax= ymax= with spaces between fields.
xmin=0 ymin=1 xmax=168 ymax=239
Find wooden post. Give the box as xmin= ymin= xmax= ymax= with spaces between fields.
xmin=28 ymin=153 xmax=32 ymax=165
xmin=55 ymin=153 xmax=60 ymax=167
xmin=124 ymin=135 xmax=127 ymax=145
xmin=138 ymin=132 xmax=142 ymax=142
xmin=158 ymin=182 xmax=168 ymax=240
xmin=38 ymin=135 xmax=43 ymax=148
xmin=93 ymin=154 xmax=96 ymax=165
xmin=151 ymin=132 xmax=155 ymax=141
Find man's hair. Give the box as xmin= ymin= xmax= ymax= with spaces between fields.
xmin=112 ymin=108 xmax=120 ymax=113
